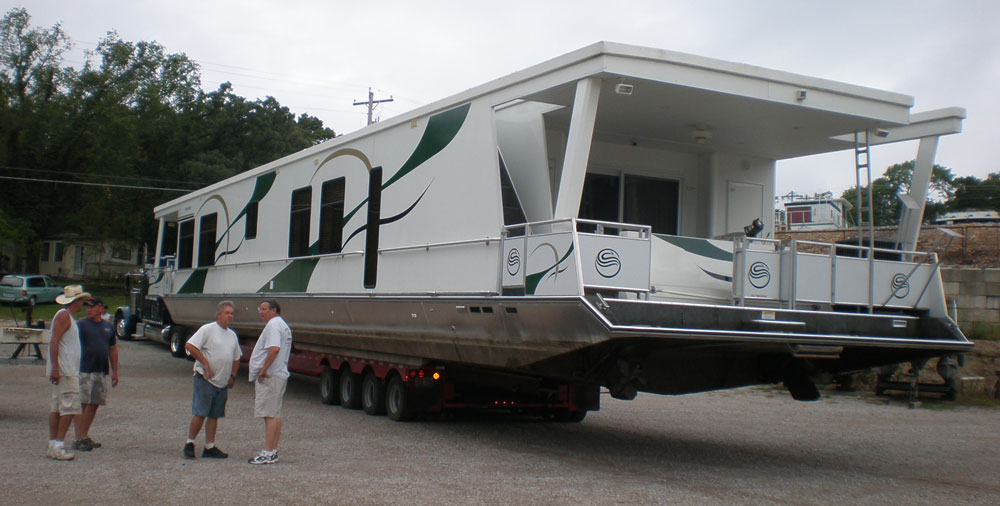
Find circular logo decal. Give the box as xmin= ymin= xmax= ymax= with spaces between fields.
xmin=506 ymin=248 xmax=520 ymax=276
xmin=891 ymin=273 xmax=910 ymax=298
xmin=595 ymin=248 xmax=622 ymax=278
xmin=748 ymin=261 xmax=771 ymax=289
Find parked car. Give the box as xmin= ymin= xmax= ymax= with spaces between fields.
xmin=0 ymin=274 xmax=63 ymax=305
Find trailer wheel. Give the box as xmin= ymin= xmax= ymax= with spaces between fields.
xmin=361 ymin=371 xmax=386 ymax=416
xmin=339 ymin=369 xmax=362 ymax=409
xmin=386 ymin=376 xmax=414 ymax=422
xmin=169 ymin=327 xmax=188 ymax=358
xmin=320 ymin=365 xmax=341 ymax=405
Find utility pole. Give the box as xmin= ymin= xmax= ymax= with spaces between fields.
xmin=353 ymin=88 xmax=393 ymax=126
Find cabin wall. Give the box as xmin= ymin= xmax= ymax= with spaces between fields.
xmin=708 ymin=154 xmax=776 ymax=238
xmin=155 ymin=102 xmax=506 ymax=296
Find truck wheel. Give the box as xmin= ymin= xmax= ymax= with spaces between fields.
xmin=386 ymin=376 xmax=414 ymax=422
xmin=170 ymin=328 xmax=188 ymax=358
xmin=361 ymin=371 xmax=386 ymax=416
xmin=339 ymin=369 xmax=361 ymax=409
xmin=114 ymin=314 xmax=134 ymax=341
xmin=320 ymin=365 xmax=341 ymax=405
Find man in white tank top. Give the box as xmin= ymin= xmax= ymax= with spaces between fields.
xmin=46 ymin=285 xmax=91 ymax=461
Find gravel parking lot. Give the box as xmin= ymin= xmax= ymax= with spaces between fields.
xmin=1 ymin=337 xmax=998 ymax=505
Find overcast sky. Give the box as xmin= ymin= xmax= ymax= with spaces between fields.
xmin=8 ymin=0 xmax=998 ymax=198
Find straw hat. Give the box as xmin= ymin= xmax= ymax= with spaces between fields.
xmin=56 ymin=285 xmax=92 ymax=305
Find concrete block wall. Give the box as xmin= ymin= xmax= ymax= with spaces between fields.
xmin=941 ymin=267 xmax=1000 ymax=340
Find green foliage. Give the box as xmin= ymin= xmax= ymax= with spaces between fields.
xmin=948 ymin=173 xmax=1000 ymax=213
xmin=0 ymin=8 xmax=335 ymax=270
xmin=840 ymin=160 xmax=956 ymax=226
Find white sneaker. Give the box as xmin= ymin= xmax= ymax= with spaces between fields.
xmin=248 ymin=450 xmax=278 ymax=465
xmin=46 ymin=445 xmax=74 ymax=461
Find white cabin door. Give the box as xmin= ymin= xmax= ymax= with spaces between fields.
xmin=726 ymin=181 xmax=764 ymax=235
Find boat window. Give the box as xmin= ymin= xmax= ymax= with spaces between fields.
xmin=578 ymin=173 xmax=679 ymax=235
xmin=160 ymin=222 xmax=177 ymax=261
xmin=624 ymin=175 xmax=678 ymax=235
xmin=578 ymin=173 xmax=620 ymax=232
xmin=364 ymin=167 xmax=382 ymax=289
xmin=245 ymin=202 xmax=258 ymax=240
xmin=319 ymin=177 xmax=346 ymax=254
xmin=178 ymin=219 xmax=194 ymax=269
xmin=498 ymin=152 xmax=527 ymax=229
xmin=198 ymin=213 xmax=217 ymax=267
xmin=288 ymin=186 xmax=312 ymax=257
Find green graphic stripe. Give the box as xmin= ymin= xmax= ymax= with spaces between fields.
xmin=178 ymin=269 xmax=208 ymax=294
xmin=258 ymin=258 xmax=320 ymax=293
xmin=216 ymin=171 xmax=277 ymax=250
xmin=525 ymin=244 xmax=575 ymax=295
xmin=342 ymin=103 xmax=471 ymax=225
xmin=263 ymin=104 xmax=470 ymax=294
xmin=654 ymin=234 xmax=733 ymax=262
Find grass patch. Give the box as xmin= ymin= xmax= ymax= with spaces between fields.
xmin=1 ymin=293 xmax=127 ymax=326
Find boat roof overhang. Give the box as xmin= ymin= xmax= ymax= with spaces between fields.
xmin=154 ymin=41 xmax=965 ymax=219
xmin=495 ymin=42 xmax=964 ymax=160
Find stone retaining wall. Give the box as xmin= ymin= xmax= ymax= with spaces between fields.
xmin=942 ymin=267 xmax=1000 ymax=340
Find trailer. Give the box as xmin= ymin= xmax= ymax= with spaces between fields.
xmin=115 ymin=42 xmax=972 ymax=421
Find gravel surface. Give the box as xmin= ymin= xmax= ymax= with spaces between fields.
xmin=1 ymin=338 xmax=998 ymax=505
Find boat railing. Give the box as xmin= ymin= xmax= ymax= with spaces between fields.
xmin=733 ymin=236 xmax=943 ymax=313
xmin=501 ymin=218 xmax=652 ymax=296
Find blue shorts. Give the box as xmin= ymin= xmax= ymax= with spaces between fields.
xmin=192 ymin=374 xmax=228 ymax=419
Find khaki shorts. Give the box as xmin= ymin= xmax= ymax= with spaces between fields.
xmin=254 ymin=375 xmax=288 ymax=418
xmin=50 ymin=375 xmax=81 ymax=415
xmin=80 ymin=372 xmax=109 ymax=406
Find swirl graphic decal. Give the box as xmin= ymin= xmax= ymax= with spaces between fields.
xmin=506 ymin=248 xmax=521 ymax=276
xmin=748 ymin=261 xmax=771 ymax=289
xmin=891 ymin=273 xmax=910 ymax=298
xmin=595 ymin=248 xmax=621 ymax=278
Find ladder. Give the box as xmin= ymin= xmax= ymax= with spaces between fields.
xmin=854 ymin=131 xmax=875 ymax=249
xmin=854 ymin=130 xmax=875 ymax=313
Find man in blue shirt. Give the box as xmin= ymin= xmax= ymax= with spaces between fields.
xmin=73 ymin=298 xmax=118 ymax=451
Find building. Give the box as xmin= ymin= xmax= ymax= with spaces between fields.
xmin=38 ymin=236 xmax=140 ymax=280
xmin=776 ymin=192 xmax=853 ymax=231
xmin=934 ymin=210 xmax=1000 ymax=225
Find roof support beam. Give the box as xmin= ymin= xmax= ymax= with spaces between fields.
xmin=896 ymin=136 xmax=939 ymax=251
xmin=553 ymin=77 xmax=601 ymax=219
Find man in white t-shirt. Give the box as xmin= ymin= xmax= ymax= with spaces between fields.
xmin=247 ymin=299 xmax=292 ymax=465
xmin=182 ymin=300 xmax=242 ymax=460
xmin=46 ymin=285 xmax=91 ymax=461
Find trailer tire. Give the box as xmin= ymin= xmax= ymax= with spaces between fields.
xmin=361 ymin=371 xmax=386 ymax=416
xmin=320 ymin=365 xmax=341 ymax=405
xmin=339 ymin=369 xmax=362 ymax=410
xmin=169 ymin=327 xmax=188 ymax=358
xmin=386 ymin=376 xmax=414 ymax=422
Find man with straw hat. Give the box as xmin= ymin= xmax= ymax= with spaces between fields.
xmin=46 ymin=285 xmax=91 ymax=460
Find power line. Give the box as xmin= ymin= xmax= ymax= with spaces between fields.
xmin=0 ymin=175 xmax=192 ymax=192
xmin=0 ymin=165 xmax=207 ymax=187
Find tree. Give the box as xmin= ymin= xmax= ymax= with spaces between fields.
xmin=1 ymin=8 xmax=337 ymax=269
xmin=841 ymin=161 xmax=955 ymax=226
xmin=948 ymin=173 xmax=1000 ymax=213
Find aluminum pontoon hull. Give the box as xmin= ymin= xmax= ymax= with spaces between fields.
xmin=162 ymin=294 xmax=972 ymax=396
